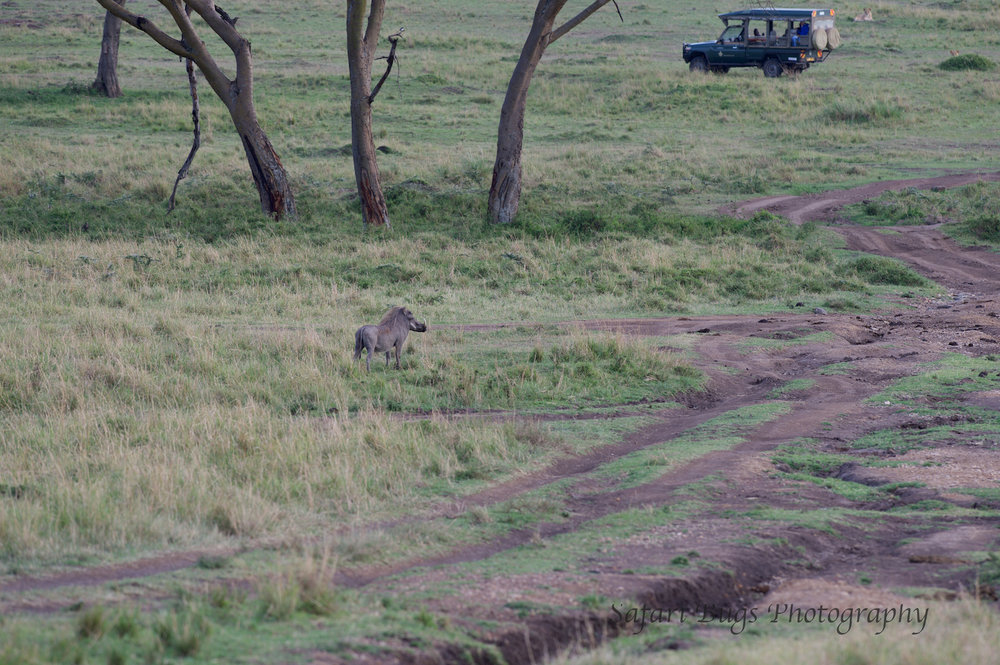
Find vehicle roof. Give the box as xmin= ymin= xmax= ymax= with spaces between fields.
xmin=719 ymin=8 xmax=835 ymax=21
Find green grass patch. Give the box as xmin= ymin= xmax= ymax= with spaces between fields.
xmin=823 ymin=97 xmax=908 ymax=126
xmin=780 ymin=473 xmax=886 ymax=503
xmin=593 ymin=403 xmax=792 ymax=489
xmin=767 ymin=379 xmax=815 ymax=398
xmin=869 ymin=353 xmax=1000 ymax=407
xmin=844 ymin=182 xmax=1000 ymax=249
xmin=738 ymin=331 xmax=835 ymax=351
xmin=771 ymin=443 xmax=856 ymax=476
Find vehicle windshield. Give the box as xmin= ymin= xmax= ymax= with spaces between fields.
xmin=719 ymin=24 xmax=744 ymax=42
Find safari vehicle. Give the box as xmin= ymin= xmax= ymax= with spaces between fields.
xmin=682 ymin=8 xmax=841 ymax=77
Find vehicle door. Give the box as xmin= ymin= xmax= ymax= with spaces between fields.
xmin=709 ymin=23 xmax=746 ymax=65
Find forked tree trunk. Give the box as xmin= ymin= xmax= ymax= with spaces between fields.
xmin=93 ymin=0 xmax=125 ymax=98
xmin=346 ymin=0 xmax=391 ymax=228
xmin=92 ymin=0 xmax=296 ymax=219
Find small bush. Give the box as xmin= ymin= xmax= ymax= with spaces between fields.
xmin=940 ymin=54 xmax=995 ymax=71
xmin=76 ymin=606 xmax=107 ymax=639
xmin=256 ymin=550 xmax=339 ymax=620
xmin=111 ymin=611 xmax=140 ymax=638
xmin=966 ymin=214 xmax=1000 ymax=242
xmin=154 ymin=609 xmax=211 ymax=658
xmin=840 ymin=255 xmax=926 ymax=286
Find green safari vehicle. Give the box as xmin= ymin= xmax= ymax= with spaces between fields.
xmin=682 ymin=8 xmax=841 ymax=77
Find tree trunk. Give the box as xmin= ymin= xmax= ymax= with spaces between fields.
xmin=349 ymin=94 xmax=390 ymax=228
xmin=489 ymin=0 xmax=616 ymax=224
xmin=488 ymin=4 xmax=559 ymax=224
xmin=93 ymin=0 xmax=297 ymax=220
xmin=346 ymin=0 xmax=391 ymax=229
xmin=229 ymin=100 xmax=297 ymax=219
xmin=93 ymin=1 xmax=125 ymax=98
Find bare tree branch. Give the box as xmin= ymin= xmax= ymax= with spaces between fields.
xmin=368 ymin=28 xmax=403 ymax=105
xmin=550 ymin=0 xmax=619 ymax=44
xmin=213 ymin=4 xmax=238 ymax=27
xmin=169 ymin=7 xmax=201 ymax=213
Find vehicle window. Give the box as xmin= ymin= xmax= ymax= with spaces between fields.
xmin=776 ymin=20 xmax=794 ymax=46
xmin=719 ymin=25 xmax=744 ymax=43
xmin=748 ymin=20 xmax=768 ymax=46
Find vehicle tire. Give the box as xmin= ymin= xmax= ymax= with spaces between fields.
xmin=826 ymin=27 xmax=842 ymax=49
xmin=812 ymin=28 xmax=828 ymax=50
xmin=689 ymin=56 xmax=708 ymax=73
xmin=710 ymin=65 xmax=729 ymax=74
xmin=762 ymin=58 xmax=783 ymax=78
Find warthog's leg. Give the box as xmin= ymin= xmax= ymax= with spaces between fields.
xmin=385 ymin=351 xmax=391 ymax=368
xmin=366 ymin=347 xmax=372 ymax=372
xmin=394 ymin=344 xmax=401 ymax=369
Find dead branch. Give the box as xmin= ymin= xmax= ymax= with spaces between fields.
xmin=550 ymin=0 xmax=621 ymax=45
xmin=368 ymin=27 xmax=404 ymax=105
xmin=213 ymin=4 xmax=238 ymax=27
xmin=169 ymin=6 xmax=201 ymax=213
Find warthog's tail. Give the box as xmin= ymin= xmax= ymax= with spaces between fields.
xmin=353 ymin=327 xmax=364 ymax=360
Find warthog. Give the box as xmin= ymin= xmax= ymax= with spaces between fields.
xmin=353 ymin=306 xmax=428 ymax=371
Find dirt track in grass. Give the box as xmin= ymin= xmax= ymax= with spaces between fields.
xmin=4 ymin=173 xmax=1000 ymax=663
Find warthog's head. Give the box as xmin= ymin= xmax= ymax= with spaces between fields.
xmin=402 ymin=307 xmax=428 ymax=333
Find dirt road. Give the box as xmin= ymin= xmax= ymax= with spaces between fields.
xmin=4 ymin=173 xmax=1000 ymax=663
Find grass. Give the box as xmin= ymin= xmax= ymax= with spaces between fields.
xmin=737 ymin=330 xmax=835 ymax=351
xmin=767 ymin=379 xmax=815 ymax=398
xmin=4 ymin=2 xmax=1000 ymax=233
xmin=843 ymin=181 xmax=1000 ymax=237
xmin=593 ymin=402 xmax=792 ymax=489
xmin=3 ymin=0 xmax=1000 ymax=662
xmin=869 ymin=353 xmax=1000 ymax=407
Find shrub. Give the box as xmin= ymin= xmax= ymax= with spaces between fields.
xmin=76 ymin=606 xmax=106 ymax=639
xmin=966 ymin=214 xmax=1000 ymax=242
xmin=939 ymin=54 xmax=995 ymax=71
xmin=840 ymin=255 xmax=926 ymax=286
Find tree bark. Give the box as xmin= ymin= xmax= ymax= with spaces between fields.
xmin=234 ymin=110 xmax=297 ymax=219
xmin=93 ymin=0 xmax=125 ymax=98
xmin=93 ymin=0 xmax=296 ymax=219
xmin=346 ymin=0 xmax=391 ymax=229
xmin=488 ymin=0 xmax=618 ymax=224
